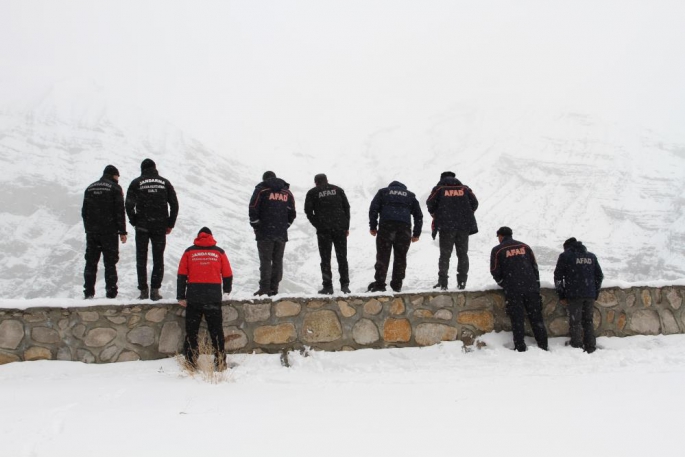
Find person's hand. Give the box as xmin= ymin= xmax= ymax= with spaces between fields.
xmin=166 ymin=228 xmax=173 ymax=235
xmin=346 ymin=231 xmax=349 ymax=237
xmin=560 ymin=299 xmax=568 ymax=306
xmin=370 ymin=230 xmax=377 ymax=236
xmin=120 ymin=234 xmax=127 ymax=244
xmin=411 ymin=237 xmax=419 ymax=243
xmin=178 ymin=299 xmax=187 ymax=308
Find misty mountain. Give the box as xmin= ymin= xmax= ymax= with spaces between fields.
xmin=1 ymin=83 xmax=684 ymax=300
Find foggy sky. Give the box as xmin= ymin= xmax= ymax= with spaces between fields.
xmin=2 ymin=0 xmax=684 ymax=167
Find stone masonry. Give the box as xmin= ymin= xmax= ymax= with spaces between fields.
xmin=0 ymin=286 xmax=683 ymax=365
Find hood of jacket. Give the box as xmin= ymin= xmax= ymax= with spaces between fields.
xmin=568 ymin=241 xmax=588 ymax=253
xmin=257 ymin=177 xmax=289 ymax=192
xmin=193 ymin=232 xmax=217 ymax=247
xmin=438 ymin=176 xmax=463 ymax=186
xmin=101 ymin=174 xmax=119 ymax=184
xmin=142 ymin=168 xmax=159 ymax=177
xmin=388 ymin=181 xmax=407 ymax=190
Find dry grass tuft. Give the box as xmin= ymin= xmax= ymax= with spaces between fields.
xmin=176 ymin=335 xmax=234 ymax=384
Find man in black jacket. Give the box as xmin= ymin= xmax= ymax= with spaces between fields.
xmin=304 ymin=174 xmax=351 ymax=295
xmin=125 ymin=158 xmax=179 ymax=301
xmin=426 ymin=171 xmax=478 ymax=290
xmin=554 ymin=237 xmax=604 ymax=353
xmin=490 ymin=226 xmax=548 ymax=352
xmin=249 ymin=171 xmax=296 ymax=296
xmin=82 ymin=165 xmax=128 ymax=299
xmin=368 ymin=181 xmax=423 ymax=293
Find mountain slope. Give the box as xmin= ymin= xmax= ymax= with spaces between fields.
xmin=1 ymin=86 xmax=684 ymax=299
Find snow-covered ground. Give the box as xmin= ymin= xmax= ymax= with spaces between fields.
xmin=1 ymin=333 xmax=684 ymax=456
xmin=1 ymin=3 xmax=684 ymax=456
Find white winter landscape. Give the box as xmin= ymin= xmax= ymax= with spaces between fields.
xmin=1 ymin=1 xmax=685 ymax=456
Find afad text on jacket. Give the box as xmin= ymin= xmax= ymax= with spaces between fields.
xmin=304 ymin=182 xmax=350 ymax=232
xmin=369 ymin=181 xmax=423 ymax=238
xmin=426 ymin=176 xmax=478 ymax=234
xmin=249 ymin=177 xmax=296 ymax=241
xmin=490 ymin=236 xmax=540 ymax=295
xmin=554 ymin=240 xmax=604 ymax=300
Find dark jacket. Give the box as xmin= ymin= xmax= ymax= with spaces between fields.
xmin=125 ymin=168 xmax=179 ymax=233
xmin=426 ymin=177 xmax=478 ymax=234
xmin=369 ymin=181 xmax=423 ymax=238
xmin=554 ymin=241 xmax=604 ymax=300
xmin=490 ymin=236 xmax=540 ymax=295
xmin=304 ymin=183 xmax=350 ymax=232
xmin=249 ymin=177 xmax=296 ymax=241
xmin=177 ymin=232 xmax=233 ymax=303
xmin=82 ymin=174 xmax=127 ymax=235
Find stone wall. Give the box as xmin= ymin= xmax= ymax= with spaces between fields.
xmin=1 ymin=286 xmax=683 ymax=365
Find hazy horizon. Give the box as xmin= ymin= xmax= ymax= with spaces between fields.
xmin=2 ymin=0 xmax=685 ymax=170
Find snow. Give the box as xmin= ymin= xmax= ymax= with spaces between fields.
xmin=1 ymin=3 xmax=684 ymax=456
xmin=1 ymin=333 xmax=684 ymax=456
xmin=2 ymin=277 xmax=685 ymax=310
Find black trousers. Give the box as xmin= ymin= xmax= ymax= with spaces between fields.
xmin=83 ymin=233 xmax=120 ymax=296
xmin=317 ymin=230 xmax=349 ymax=287
xmin=374 ymin=221 xmax=412 ymax=290
xmin=257 ymin=239 xmax=286 ymax=293
xmin=183 ymin=302 xmax=225 ymax=363
xmin=568 ymin=298 xmax=596 ymax=351
xmin=135 ymin=229 xmax=166 ymax=290
xmin=505 ymin=291 xmax=548 ymax=351
xmin=438 ymin=230 xmax=469 ymax=285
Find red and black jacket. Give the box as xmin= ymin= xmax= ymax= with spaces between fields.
xmin=177 ymin=233 xmax=233 ymax=303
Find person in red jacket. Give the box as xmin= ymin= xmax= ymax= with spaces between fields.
xmin=177 ymin=227 xmax=233 ymax=371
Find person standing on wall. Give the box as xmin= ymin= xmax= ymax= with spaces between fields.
xmin=426 ymin=170 xmax=478 ymax=290
xmin=367 ymin=180 xmax=423 ymax=293
xmin=554 ymin=237 xmax=604 ymax=353
xmin=177 ymin=227 xmax=233 ymax=371
xmin=126 ymin=158 xmax=179 ymax=301
xmin=81 ymin=165 xmax=127 ymax=299
xmin=490 ymin=226 xmax=548 ymax=352
xmin=304 ymin=173 xmax=351 ymax=295
xmin=249 ymin=171 xmax=296 ymax=296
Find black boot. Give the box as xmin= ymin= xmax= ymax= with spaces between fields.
xmin=457 ymin=274 xmax=467 ymax=290
xmin=138 ymin=287 xmax=149 ymax=300
xmin=341 ymin=284 xmax=351 ymax=294
xmin=253 ymin=289 xmax=270 ymax=296
xmin=367 ymin=282 xmax=386 ymax=292
xmin=150 ymin=288 xmax=163 ymax=301
xmin=433 ymin=279 xmax=447 ymax=291
xmin=318 ymin=285 xmax=334 ymax=295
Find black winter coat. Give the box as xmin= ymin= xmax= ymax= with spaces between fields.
xmin=125 ymin=168 xmax=179 ymax=233
xmin=369 ymin=181 xmax=423 ymax=238
xmin=490 ymin=236 xmax=540 ymax=295
xmin=304 ymin=183 xmax=350 ymax=232
xmin=82 ymin=174 xmax=127 ymax=235
xmin=249 ymin=177 xmax=296 ymax=241
xmin=426 ymin=177 xmax=478 ymax=234
xmin=554 ymin=241 xmax=604 ymax=300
